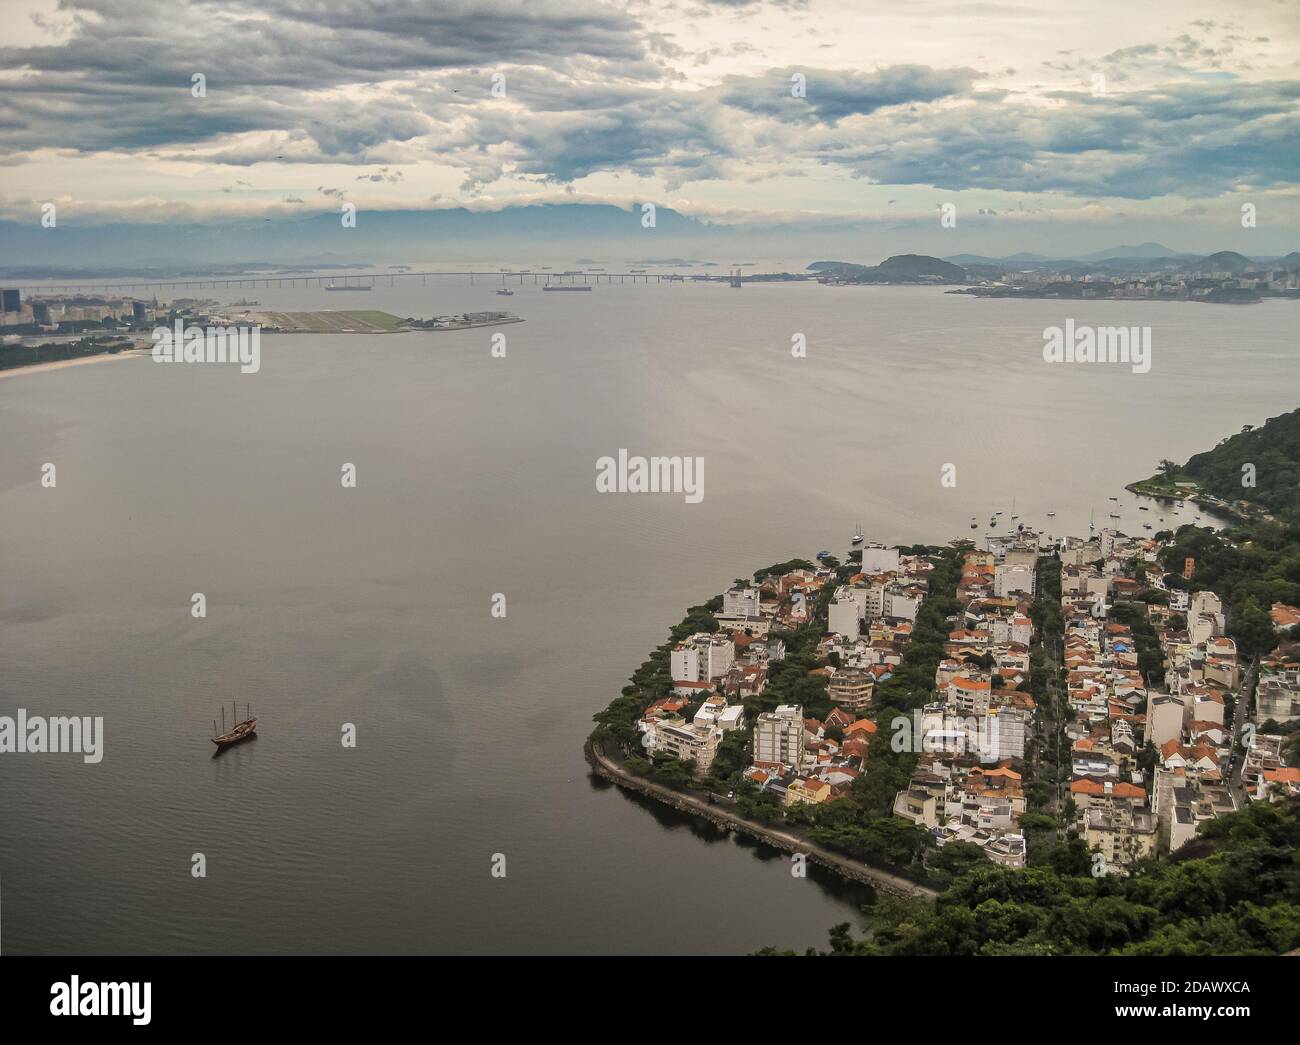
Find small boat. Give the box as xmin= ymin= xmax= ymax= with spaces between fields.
xmin=1011 ymin=498 xmax=1018 ymax=521
xmin=970 ymin=517 xmax=978 ymax=529
xmin=1138 ymin=506 xmax=1149 ymax=511
xmin=816 ymin=549 xmax=830 ymax=559
xmin=851 ymin=523 xmax=864 ymax=545
xmin=1109 ymin=510 xmax=1120 ymax=519
xmin=496 ymin=288 xmax=514 ymax=296
xmin=1047 ymin=510 xmax=1056 ymax=517
xmin=212 ymin=702 xmax=256 ymax=749
xmin=1143 ymin=523 xmax=1152 ymax=530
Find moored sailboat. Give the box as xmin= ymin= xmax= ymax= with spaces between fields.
xmin=212 ymin=702 xmax=257 ymax=750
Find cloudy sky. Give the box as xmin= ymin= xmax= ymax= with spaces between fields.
xmin=1 ymin=0 xmax=1298 ymax=255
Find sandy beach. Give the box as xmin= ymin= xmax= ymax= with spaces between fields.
xmin=0 ymin=348 xmax=148 ymax=381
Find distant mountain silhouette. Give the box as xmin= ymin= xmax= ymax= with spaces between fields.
xmin=1184 ymin=250 xmax=1256 ymax=274
xmin=809 ymin=254 xmax=966 ymax=282
xmin=1079 ymin=242 xmax=1181 ymax=260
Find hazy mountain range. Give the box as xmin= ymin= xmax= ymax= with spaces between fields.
xmin=0 ymin=205 xmax=1296 ymax=280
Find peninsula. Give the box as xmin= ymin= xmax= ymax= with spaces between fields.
xmin=589 ymin=409 xmax=1300 ymax=954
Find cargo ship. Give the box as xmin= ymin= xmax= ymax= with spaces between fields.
xmin=325 ymin=282 xmax=371 ymax=291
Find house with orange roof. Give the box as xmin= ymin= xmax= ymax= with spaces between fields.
xmin=785 ymin=777 xmax=833 ymax=807
xmin=824 ymin=707 xmax=856 ymax=730
xmin=1258 ymin=766 xmax=1300 ymax=801
xmin=647 ymin=696 xmax=690 ymax=715
xmin=1070 ymin=777 xmax=1146 ymax=809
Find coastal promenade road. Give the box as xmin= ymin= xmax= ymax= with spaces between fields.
xmin=588 ymin=742 xmax=937 ymax=900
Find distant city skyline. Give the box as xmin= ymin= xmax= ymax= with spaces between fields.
xmin=1 ymin=0 xmax=1297 ymax=258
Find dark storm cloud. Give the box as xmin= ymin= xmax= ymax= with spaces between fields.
xmin=0 ymin=0 xmax=649 ymax=157
xmin=720 ymin=65 xmax=981 ymax=123
xmin=825 ymin=80 xmax=1300 ymax=199
xmin=0 ymin=0 xmax=647 ymax=89
xmin=1 ymin=0 xmax=1297 ymax=201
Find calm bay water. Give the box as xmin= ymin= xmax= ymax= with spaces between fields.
xmin=1 ymin=282 xmax=1294 ymax=954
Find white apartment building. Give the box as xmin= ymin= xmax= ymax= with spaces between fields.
xmin=1145 ymin=694 xmax=1186 ymax=747
xmin=828 ymin=588 xmax=862 ymax=641
xmin=693 ymin=698 xmax=746 ymax=732
xmin=753 ymin=704 xmax=805 ymax=767
xmin=670 ymin=633 xmax=735 ymax=683
xmin=981 ymin=707 xmax=1027 ymax=762
xmin=648 ymin=720 xmax=722 ymax=774
xmin=860 ymin=544 xmax=901 ymax=575
xmin=994 ymin=562 xmax=1036 ymax=598
xmin=1190 ymin=614 xmax=1219 ymax=645
xmin=883 ymin=587 xmax=921 ymax=621
xmin=1191 ymin=591 xmax=1224 ymax=622
xmin=722 ymin=586 xmax=761 ymax=618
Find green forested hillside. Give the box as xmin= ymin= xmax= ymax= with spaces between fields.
xmin=1183 ymin=407 xmax=1300 ymax=517
xmin=773 ymin=801 xmax=1300 ymax=955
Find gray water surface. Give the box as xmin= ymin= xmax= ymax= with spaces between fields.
xmin=1 ymin=282 xmax=1293 ymax=953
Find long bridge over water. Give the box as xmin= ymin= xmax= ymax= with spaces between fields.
xmin=18 ymin=269 xmax=737 ymax=295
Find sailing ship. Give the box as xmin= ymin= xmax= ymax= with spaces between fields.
xmin=212 ymin=702 xmax=257 ymax=750
xmin=496 ymin=288 xmax=514 ymax=296
xmin=851 ymin=523 xmax=864 ymax=545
